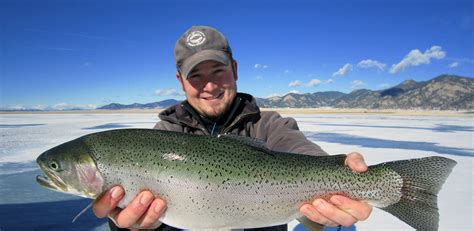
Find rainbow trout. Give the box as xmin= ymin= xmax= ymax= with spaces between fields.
xmin=36 ymin=129 xmax=456 ymax=230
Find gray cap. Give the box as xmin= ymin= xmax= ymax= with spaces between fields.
xmin=174 ymin=26 xmax=232 ymax=78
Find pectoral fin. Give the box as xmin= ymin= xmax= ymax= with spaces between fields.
xmin=72 ymin=200 xmax=94 ymax=223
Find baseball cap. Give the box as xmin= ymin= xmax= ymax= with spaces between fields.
xmin=174 ymin=26 xmax=233 ymax=78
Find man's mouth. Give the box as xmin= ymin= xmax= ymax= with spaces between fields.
xmin=203 ymin=92 xmax=224 ymax=100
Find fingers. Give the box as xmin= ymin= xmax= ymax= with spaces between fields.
xmin=93 ymin=187 xmax=166 ymax=229
xmin=300 ymin=202 xmax=339 ymax=227
xmin=136 ymin=198 xmax=167 ymax=228
xmin=330 ymin=195 xmax=372 ymax=221
xmin=111 ymin=191 xmax=155 ymax=228
xmin=300 ymin=152 xmax=371 ymax=227
xmin=300 ymin=196 xmax=373 ymax=227
xmin=301 ymin=199 xmax=357 ymax=227
xmin=345 ymin=152 xmax=368 ymax=172
xmin=93 ymin=186 xmax=124 ymax=218
xmin=109 ymin=191 xmax=166 ymax=229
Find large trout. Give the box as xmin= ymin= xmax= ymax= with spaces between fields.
xmin=36 ymin=129 xmax=456 ymax=230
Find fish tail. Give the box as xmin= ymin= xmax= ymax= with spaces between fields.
xmin=379 ymin=156 xmax=457 ymax=230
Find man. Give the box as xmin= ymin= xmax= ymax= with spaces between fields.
xmin=93 ymin=26 xmax=372 ymax=230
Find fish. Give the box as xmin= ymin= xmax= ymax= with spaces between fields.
xmin=36 ymin=128 xmax=456 ymax=230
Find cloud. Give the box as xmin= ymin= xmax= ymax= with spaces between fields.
xmin=351 ymin=80 xmax=365 ymax=90
xmin=289 ymin=80 xmax=302 ymax=87
xmin=154 ymin=88 xmax=183 ymax=96
xmin=446 ymin=57 xmax=474 ymax=64
xmin=449 ymin=62 xmax=459 ymax=68
xmin=3 ymin=103 xmax=97 ymax=111
xmin=333 ymin=63 xmax=352 ymax=77
xmin=325 ymin=79 xmax=334 ymax=84
xmin=254 ymin=64 xmax=268 ymax=69
xmin=267 ymin=90 xmax=301 ymax=98
xmin=284 ymin=69 xmax=291 ymax=74
xmin=267 ymin=93 xmax=281 ymax=98
xmin=32 ymin=105 xmax=50 ymax=110
xmin=287 ymin=90 xmax=301 ymax=94
xmin=378 ymin=83 xmax=391 ymax=90
xmin=255 ymin=75 xmax=263 ymax=80
xmin=390 ymin=46 xmax=446 ymax=74
xmin=288 ymin=79 xmax=322 ymax=87
xmin=305 ymin=79 xmax=321 ymax=87
xmin=3 ymin=105 xmax=27 ymax=110
xmin=357 ymin=59 xmax=386 ymax=71
xmin=53 ymin=103 xmax=96 ymax=110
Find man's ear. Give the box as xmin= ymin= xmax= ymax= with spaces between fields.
xmin=232 ymin=60 xmax=238 ymax=81
xmin=176 ymin=72 xmax=185 ymax=92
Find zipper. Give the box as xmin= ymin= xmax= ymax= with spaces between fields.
xmin=221 ymin=111 xmax=258 ymax=134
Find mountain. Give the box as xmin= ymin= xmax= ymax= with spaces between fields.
xmin=258 ymin=75 xmax=474 ymax=110
xmin=98 ymin=99 xmax=180 ymax=110
xmin=96 ymin=75 xmax=472 ymax=111
xmin=256 ymin=91 xmax=345 ymax=108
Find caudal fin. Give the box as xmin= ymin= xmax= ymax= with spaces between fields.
xmin=379 ymin=156 xmax=456 ymax=231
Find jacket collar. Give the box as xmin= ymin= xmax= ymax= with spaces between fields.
xmin=158 ymin=93 xmax=260 ymax=134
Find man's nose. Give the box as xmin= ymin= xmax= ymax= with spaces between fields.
xmin=203 ymin=80 xmax=219 ymax=91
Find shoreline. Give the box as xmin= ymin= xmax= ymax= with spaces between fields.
xmin=1 ymin=108 xmax=473 ymax=117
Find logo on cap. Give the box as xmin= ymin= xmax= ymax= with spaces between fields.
xmin=186 ymin=31 xmax=206 ymax=47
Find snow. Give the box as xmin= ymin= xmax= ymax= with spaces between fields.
xmin=0 ymin=113 xmax=472 ymax=230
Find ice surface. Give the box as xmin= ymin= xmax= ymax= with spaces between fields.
xmin=0 ymin=113 xmax=157 ymax=164
xmin=0 ymin=113 xmax=472 ymax=230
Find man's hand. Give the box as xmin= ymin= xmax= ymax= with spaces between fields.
xmin=299 ymin=152 xmax=373 ymax=227
xmin=92 ymin=186 xmax=166 ymax=229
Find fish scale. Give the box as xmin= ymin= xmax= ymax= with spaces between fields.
xmin=36 ymin=128 xmax=456 ymax=230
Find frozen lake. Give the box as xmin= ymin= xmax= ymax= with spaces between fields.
xmin=0 ymin=113 xmax=472 ymax=230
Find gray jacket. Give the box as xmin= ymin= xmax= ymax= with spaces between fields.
xmin=154 ymin=93 xmax=327 ymax=156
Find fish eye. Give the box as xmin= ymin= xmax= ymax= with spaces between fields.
xmin=49 ymin=161 xmax=61 ymax=171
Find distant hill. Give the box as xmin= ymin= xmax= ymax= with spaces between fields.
xmin=257 ymin=75 xmax=473 ymax=110
xmin=12 ymin=74 xmax=468 ymax=112
xmin=98 ymin=99 xmax=180 ymax=110
xmin=256 ymin=91 xmax=345 ymax=108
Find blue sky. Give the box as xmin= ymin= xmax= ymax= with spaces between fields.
xmin=1 ymin=0 xmax=473 ymax=110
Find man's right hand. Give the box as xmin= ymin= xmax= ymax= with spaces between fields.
xmin=92 ymin=186 xmax=167 ymax=229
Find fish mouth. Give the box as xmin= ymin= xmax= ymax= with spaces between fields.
xmin=36 ymin=175 xmax=55 ymax=189
xmin=36 ymin=172 xmax=67 ymax=192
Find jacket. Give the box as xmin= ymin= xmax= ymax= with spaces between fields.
xmin=154 ymin=93 xmax=327 ymax=156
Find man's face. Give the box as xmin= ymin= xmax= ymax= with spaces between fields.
xmin=177 ymin=60 xmax=238 ymax=120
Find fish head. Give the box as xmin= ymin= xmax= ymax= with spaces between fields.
xmin=36 ymin=138 xmax=104 ymax=199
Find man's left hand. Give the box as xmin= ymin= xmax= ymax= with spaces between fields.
xmin=299 ymin=152 xmax=373 ymax=227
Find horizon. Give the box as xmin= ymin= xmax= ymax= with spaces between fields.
xmin=3 ymin=73 xmax=469 ymax=110
xmin=1 ymin=0 xmax=473 ymax=110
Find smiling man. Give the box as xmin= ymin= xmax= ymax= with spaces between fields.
xmin=180 ymin=60 xmax=238 ymax=122
xmin=93 ymin=26 xmax=372 ymax=231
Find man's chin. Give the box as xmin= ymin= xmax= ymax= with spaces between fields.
xmin=202 ymin=107 xmax=227 ymax=120
xmin=202 ymin=112 xmax=222 ymax=120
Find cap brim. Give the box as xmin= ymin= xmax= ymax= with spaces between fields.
xmin=180 ymin=50 xmax=230 ymax=79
